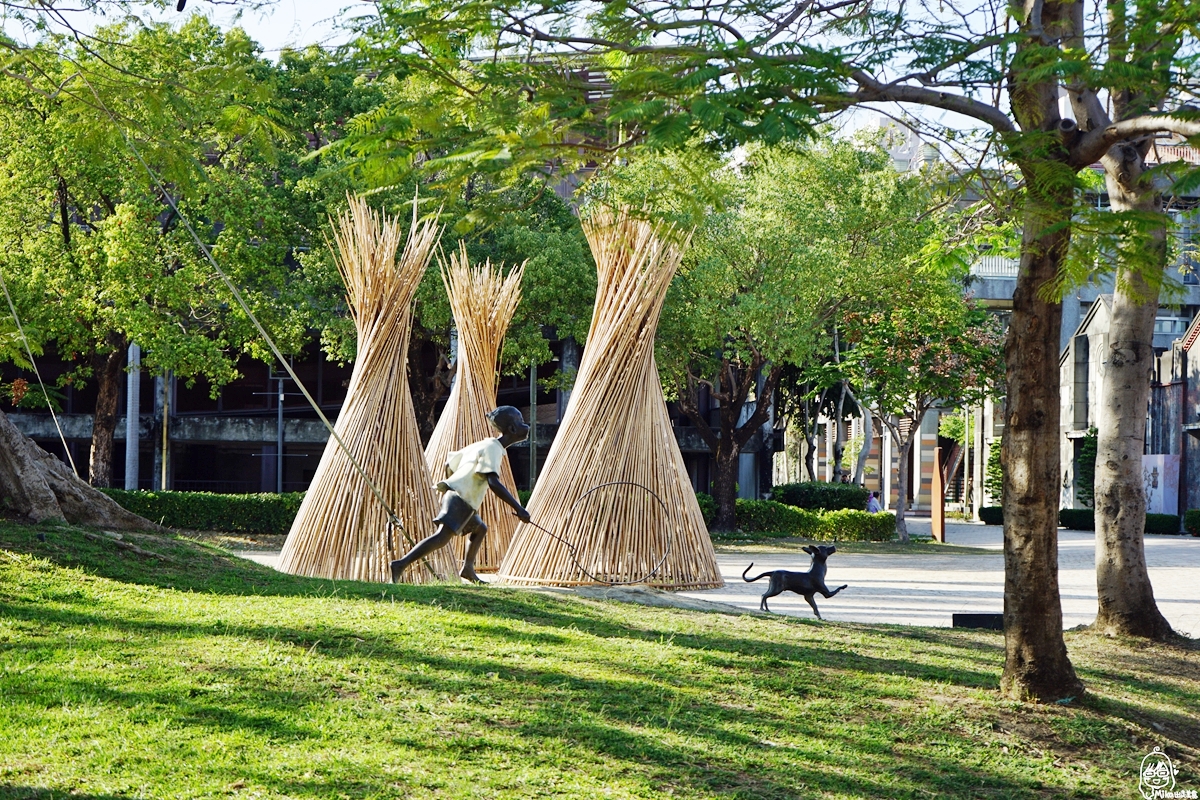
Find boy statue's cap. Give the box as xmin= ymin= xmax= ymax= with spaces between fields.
xmin=487 ymin=405 xmax=528 ymax=433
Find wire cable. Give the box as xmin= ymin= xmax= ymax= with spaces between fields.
xmin=517 ymin=481 xmax=674 ymax=586
xmin=76 ymin=73 xmax=412 ymax=540
xmin=0 ymin=265 xmax=79 ymax=477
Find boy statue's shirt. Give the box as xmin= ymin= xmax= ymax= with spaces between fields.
xmin=437 ymin=437 xmax=507 ymax=510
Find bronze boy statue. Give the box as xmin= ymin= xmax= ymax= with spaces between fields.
xmin=391 ymin=405 xmax=532 ymax=584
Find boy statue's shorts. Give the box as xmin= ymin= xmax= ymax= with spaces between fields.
xmin=434 ymin=490 xmax=485 ymax=535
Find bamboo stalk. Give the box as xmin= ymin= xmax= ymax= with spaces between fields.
xmin=278 ymin=197 xmax=456 ymax=583
xmin=497 ymin=207 xmax=723 ymax=589
xmin=424 ymin=245 xmax=525 ymax=571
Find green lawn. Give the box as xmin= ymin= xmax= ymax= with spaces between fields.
xmin=1 ymin=520 xmax=1197 ymax=799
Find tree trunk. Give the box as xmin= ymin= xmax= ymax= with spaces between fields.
xmin=831 ymin=383 xmax=847 ymax=482
xmin=893 ymin=431 xmax=911 ymax=543
xmin=1092 ymin=143 xmax=1174 ymax=639
xmin=1000 ymin=184 xmax=1084 ymax=702
xmin=852 ymin=391 xmax=872 ymax=485
xmin=88 ymin=337 xmax=126 ymax=488
xmin=407 ymin=325 xmax=452 ymax=447
xmin=0 ymin=408 xmax=156 ymax=529
xmin=711 ymin=439 xmax=740 ymax=530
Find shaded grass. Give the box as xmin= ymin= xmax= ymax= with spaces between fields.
xmin=1 ymin=520 xmax=1197 ymax=799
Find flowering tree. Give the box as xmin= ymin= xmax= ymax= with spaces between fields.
xmin=842 ymin=296 xmax=1004 ymax=542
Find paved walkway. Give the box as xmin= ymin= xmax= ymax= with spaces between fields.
xmin=682 ymin=520 xmax=1200 ymax=636
xmin=240 ymin=520 xmax=1200 ymax=636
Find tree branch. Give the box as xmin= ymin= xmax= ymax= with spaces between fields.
xmin=1071 ymin=113 xmax=1200 ymax=168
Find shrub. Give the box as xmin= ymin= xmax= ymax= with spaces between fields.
xmin=979 ymin=506 xmax=1003 ymax=526
xmin=1185 ymin=509 xmax=1200 ymax=537
xmin=101 ymin=489 xmax=304 ymax=535
xmin=734 ymin=499 xmax=822 ymax=537
xmin=518 ymin=489 xmax=532 ymax=506
xmin=1144 ymin=513 xmax=1180 ymax=535
xmin=1059 ymin=508 xmax=1095 ymax=530
xmin=771 ymin=482 xmax=870 ymax=511
xmin=695 ymin=492 xmax=717 ymax=526
xmin=811 ymin=510 xmax=896 ymax=542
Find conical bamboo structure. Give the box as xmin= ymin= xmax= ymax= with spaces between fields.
xmin=424 ymin=245 xmax=525 ymax=571
xmin=497 ymin=207 xmax=723 ymax=589
xmin=278 ymin=197 xmax=455 ymax=583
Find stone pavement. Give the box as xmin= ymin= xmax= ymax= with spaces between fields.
xmin=682 ymin=519 xmax=1200 ymax=636
xmin=239 ymin=519 xmax=1200 ymax=636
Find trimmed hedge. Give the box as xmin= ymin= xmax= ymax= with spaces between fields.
xmin=734 ymin=499 xmax=822 ymax=536
xmin=101 ymin=489 xmax=304 ymax=535
xmin=771 ymin=482 xmax=871 ymax=512
xmin=1058 ymin=508 xmax=1095 ymax=531
xmin=1186 ymin=509 xmax=1200 ymax=537
xmin=979 ymin=506 xmax=1003 ymax=525
xmin=1145 ymin=513 xmax=1180 ymax=535
xmin=700 ymin=496 xmax=896 ymax=542
xmin=813 ymin=509 xmax=897 ymax=542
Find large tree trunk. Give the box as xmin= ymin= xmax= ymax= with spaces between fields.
xmin=1000 ymin=182 xmax=1084 ymax=702
xmin=711 ymin=439 xmax=740 ymax=530
xmin=0 ymin=408 xmax=156 ymax=529
xmin=88 ymin=338 xmax=126 ymax=488
xmin=1092 ymin=143 xmax=1174 ymax=639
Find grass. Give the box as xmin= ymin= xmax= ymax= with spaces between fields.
xmin=1 ymin=520 xmax=1198 ymax=799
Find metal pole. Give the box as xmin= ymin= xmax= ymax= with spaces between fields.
xmin=124 ymin=344 xmax=140 ymax=490
xmin=529 ymin=362 xmax=538 ymax=489
xmin=277 ymin=378 xmax=284 ymax=494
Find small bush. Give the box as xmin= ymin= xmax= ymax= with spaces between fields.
xmin=772 ymin=482 xmax=870 ymax=511
xmin=101 ymin=489 xmax=304 ymax=535
xmin=979 ymin=506 xmax=1003 ymax=526
xmin=695 ymin=492 xmax=717 ymax=526
xmin=1059 ymin=508 xmax=1095 ymax=530
xmin=518 ymin=489 xmax=532 ymax=506
xmin=734 ymin=499 xmax=822 ymax=537
xmin=812 ymin=510 xmax=896 ymax=542
xmin=1144 ymin=513 xmax=1180 ymax=535
xmin=1185 ymin=509 xmax=1200 ymax=537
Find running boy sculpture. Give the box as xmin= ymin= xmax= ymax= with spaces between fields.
xmin=391 ymin=406 xmax=532 ymax=584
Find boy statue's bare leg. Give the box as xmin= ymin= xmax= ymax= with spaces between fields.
xmin=459 ymin=518 xmax=488 ymax=584
xmin=390 ymin=525 xmax=455 ymax=583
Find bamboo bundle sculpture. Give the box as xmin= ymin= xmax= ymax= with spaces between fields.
xmin=279 ymin=197 xmax=456 ymax=583
xmin=497 ymin=207 xmax=723 ymax=589
xmin=424 ymin=246 xmax=525 ymax=571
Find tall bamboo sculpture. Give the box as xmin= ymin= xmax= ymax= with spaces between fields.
xmin=424 ymin=245 xmax=525 ymax=571
xmin=278 ymin=197 xmax=456 ymax=583
xmin=497 ymin=207 xmax=723 ymax=589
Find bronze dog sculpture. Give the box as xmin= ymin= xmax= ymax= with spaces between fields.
xmin=742 ymin=545 xmax=848 ymax=618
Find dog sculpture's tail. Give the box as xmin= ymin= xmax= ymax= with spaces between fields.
xmin=742 ymin=563 xmax=773 ymax=583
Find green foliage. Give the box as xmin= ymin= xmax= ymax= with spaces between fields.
xmin=1144 ymin=514 xmax=1180 ymax=535
xmin=979 ymin=506 xmax=1004 ymax=526
xmin=984 ymin=441 xmax=1004 ymax=505
xmin=710 ymin=497 xmax=896 ymax=541
xmin=772 ymin=482 xmax=870 ymax=512
xmin=1075 ymin=429 xmax=1098 ymax=509
xmin=1185 ymin=509 xmax=1200 ymax=536
xmin=939 ymin=414 xmax=966 ymax=446
xmin=100 ymin=490 xmax=304 ymax=535
xmin=733 ymin=499 xmax=822 ymax=536
xmin=695 ymin=492 xmax=717 ymax=526
xmin=815 ymin=510 xmax=897 ymax=543
xmin=1059 ymin=509 xmax=1096 ymax=531
xmin=0 ymin=20 xmax=316 ymax=394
